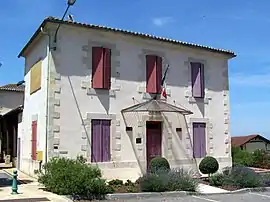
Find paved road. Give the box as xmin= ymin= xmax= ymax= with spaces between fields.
xmin=104 ymin=191 xmax=270 ymax=202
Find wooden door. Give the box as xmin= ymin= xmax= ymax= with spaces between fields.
xmin=146 ymin=121 xmax=162 ymax=169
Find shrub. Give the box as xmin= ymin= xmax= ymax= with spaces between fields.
xmin=209 ymin=173 xmax=225 ymax=187
xmin=149 ymin=157 xmax=170 ymax=173
xmin=108 ymin=179 xmax=123 ymax=186
xmin=224 ymin=165 xmax=263 ymax=188
xmin=37 ymin=156 xmax=112 ymax=199
xmin=138 ymin=168 xmax=198 ymax=192
xmin=232 ymin=147 xmax=253 ymax=166
xmin=252 ymin=149 xmax=270 ymax=169
xmin=199 ymin=156 xmax=219 ymax=177
xmin=139 ymin=173 xmax=167 ymax=192
xmin=167 ymin=168 xmax=198 ymax=192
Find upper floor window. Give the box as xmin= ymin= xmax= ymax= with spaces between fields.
xmin=30 ymin=60 xmax=42 ymax=95
xmin=92 ymin=47 xmax=111 ymax=89
xmin=146 ymin=55 xmax=162 ymax=94
xmin=191 ymin=62 xmax=205 ymax=98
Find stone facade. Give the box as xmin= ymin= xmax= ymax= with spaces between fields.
xmin=19 ymin=22 xmax=234 ymax=180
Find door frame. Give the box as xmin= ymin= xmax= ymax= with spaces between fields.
xmin=146 ymin=121 xmax=162 ymax=169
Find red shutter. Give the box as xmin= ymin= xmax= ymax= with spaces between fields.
xmin=92 ymin=47 xmax=104 ymax=88
xmin=146 ymin=55 xmax=157 ymax=93
xmin=103 ymin=48 xmax=111 ymax=89
xmin=156 ymin=56 xmax=162 ymax=93
xmin=31 ymin=121 xmax=37 ymax=161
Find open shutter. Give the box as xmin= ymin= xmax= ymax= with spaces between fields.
xmin=91 ymin=120 xmax=102 ymax=162
xmin=92 ymin=47 xmax=104 ymax=89
xmin=101 ymin=120 xmax=111 ymax=162
xmin=103 ymin=48 xmax=111 ymax=89
xmin=156 ymin=56 xmax=162 ymax=93
xmin=31 ymin=121 xmax=37 ymax=160
xmin=191 ymin=62 xmax=204 ymax=98
xmin=146 ymin=55 xmax=158 ymax=93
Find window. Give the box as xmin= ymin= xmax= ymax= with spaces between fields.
xmin=91 ymin=119 xmax=111 ymax=162
xmin=92 ymin=47 xmax=111 ymax=89
xmin=30 ymin=60 xmax=42 ymax=94
xmin=146 ymin=55 xmax=162 ymax=93
xmin=191 ymin=62 xmax=204 ymax=98
xmin=193 ymin=122 xmax=206 ymax=158
xmin=31 ymin=121 xmax=37 ymax=160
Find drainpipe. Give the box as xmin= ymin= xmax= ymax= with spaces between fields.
xmin=40 ymin=27 xmax=51 ymax=165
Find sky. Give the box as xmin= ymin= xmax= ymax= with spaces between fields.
xmin=0 ymin=0 xmax=269 ymax=138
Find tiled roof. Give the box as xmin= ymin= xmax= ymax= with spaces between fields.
xmin=231 ymin=134 xmax=269 ymax=147
xmin=18 ymin=16 xmax=236 ymax=58
xmin=0 ymin=84 xmax=25 ymax=92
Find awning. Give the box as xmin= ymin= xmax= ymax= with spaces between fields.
xmin=0 ymin=105 xmax=23 ymax=118
xmin=121 ymin=99 xmax=192 ymax=115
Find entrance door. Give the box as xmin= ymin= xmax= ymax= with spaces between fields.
xmin=146 ymin=121 xmax=162 ymax=169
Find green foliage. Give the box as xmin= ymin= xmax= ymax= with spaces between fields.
xmin=138 ymin=169 xmax=198 ymax=192
xmin=108 ymin=179 xmax=123 ymax=186
xmin=252 ymin=149 xmax=270 ymax=169
xmin=37 ymin=156 xmax=112 ymax=199
xmin=210 ymin=165 xmax=264 ymax=188
xmin=232 ymin=147 xmax=253 ymax=166
xmin=224 ymin=165 xmax=263 ymax=188
xmin=149 ymin=157 xmax=170 ymax=173
xmin=209 ymin=173 xmax=225 ymax=187
xmin=232 ymin=147 xmax=270 ymax=169
xmin=199 ymin=156 xmax=219 ymax=176
xmin=167 ymin=169 xmax=198 ymax=192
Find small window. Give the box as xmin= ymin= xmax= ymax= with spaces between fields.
xmin=136 ymin=138 xmax=142 ymax=144
xmin=126 ymin=127 xmax=133 ymax=131
xmin=176 ymin=128 xmax=182 ymax=140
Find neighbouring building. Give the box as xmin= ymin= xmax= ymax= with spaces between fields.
xmin=18 ymin=16 xmax=236 ymax=180
xmin=232 ymin=135 xmax=270 ymax=152
xmin=0 ymin=84 xmax=24 ymax=167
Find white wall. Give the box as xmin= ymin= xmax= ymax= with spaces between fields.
xmin=20 ymin=37 xmax=48 ymax=176
xmin=0 ymin=91 xmax=24 ymax=109
xmin=46 ymin=24 xmax=232 ymax=180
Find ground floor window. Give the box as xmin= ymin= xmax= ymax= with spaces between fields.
xmin=91 ymin=119 xmax=111 ymax=162
xmin=193 ymin=122 xmax=206 ymax=158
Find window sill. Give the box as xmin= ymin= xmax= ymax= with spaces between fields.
xmin=87 ymin=88 xmax=117 ymax=98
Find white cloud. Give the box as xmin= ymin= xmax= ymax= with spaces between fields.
xmin=230 ymin=73 xmax=270 ymax=87
xmin=152 ymin=17 xmax=174 ymax=26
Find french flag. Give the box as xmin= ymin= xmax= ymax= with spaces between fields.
xmin=161 ymin=65 xmax=169 ymax=99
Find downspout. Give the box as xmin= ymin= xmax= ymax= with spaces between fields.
xmin=40 ymin=27 xmax=51 ymax=165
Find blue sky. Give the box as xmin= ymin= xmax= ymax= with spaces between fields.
xmin=0 ymin=0 xmax=269 ymax=137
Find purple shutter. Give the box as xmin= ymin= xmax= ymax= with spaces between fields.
xmin=193 ymin=123 xmax=206 ymax=158
xmin=101 ymin=120 xmax=111 ymax=162
xmin=91 ymin=120 xmax=102 ymax=162
xmin=191 ymin=62 xmax=204 ymax=98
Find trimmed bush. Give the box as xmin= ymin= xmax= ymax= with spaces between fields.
xmin=149 ymin=157 xmax=170 ymax=173
xmin=199 ymin=156 xmax=219 ymax=177
xmin=37 ymin=156 xmax=112 ymax=199
xmin=138 ymin=168 xmax=198 ymax=192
